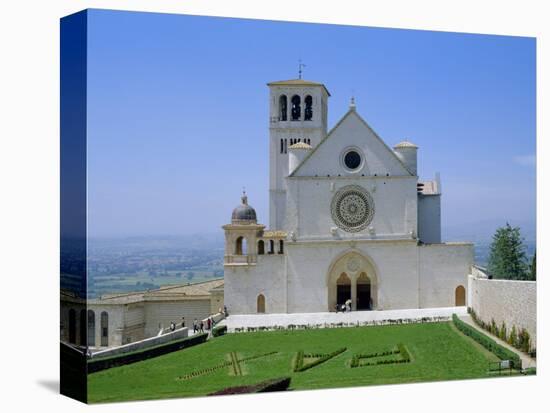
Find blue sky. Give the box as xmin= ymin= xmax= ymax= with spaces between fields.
xmin=86 ymin=9 xmax=536 ymax=240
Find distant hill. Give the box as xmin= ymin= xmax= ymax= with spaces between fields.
xmin=443 ymin=218 xmax=536 ymax=244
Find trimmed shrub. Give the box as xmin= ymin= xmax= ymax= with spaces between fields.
xmin=88 ymin=333 xmax=208 ymax=373
xmin=452 ymin=314 xmax=521 ymax=369
xmin=208 ymin=377 xmax=291 ymax=396
xmin=212 ymin=325 xmax=227 ymax=337
xmin=294 ymin=348 xmax=346 ymax=372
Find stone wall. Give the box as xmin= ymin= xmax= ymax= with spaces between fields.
xmin=468 ymin=275 xmax=537 ymax=347
xmin=90 ymin=327 xmax=188 ymax=359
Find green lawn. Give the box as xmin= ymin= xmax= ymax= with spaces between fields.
xmin=88 ymin=322 xmax=499 ymax=403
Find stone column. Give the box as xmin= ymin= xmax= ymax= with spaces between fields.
xmin=351 ymin=274 xmax=357 ymax=311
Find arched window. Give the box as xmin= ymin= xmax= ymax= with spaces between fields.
xmin=279 ymin=95 xmax=287 ymax=121
xmin=257 ymin=294 xmax=266 ymax=313
xmin=68 ymin=309 xmax=76 ymax=344
xmin=291 ymin=95 xmax=301 ymax=120
xmin=100 ymin=311 xmax=109 ymax=347
xmin=278 ymin=240 xmax=284 ymax=254
xmin=269 ymin=239 xmax=275 ymax=254
xmin=79 ymin=309 xmax=86 ymax=346
xmin=88 ymin=310 xmax=96 ymax=347
xmin=235 ymin=236 xmax=247 ymax=255
xmin=455 ymin=285 xmax=466 ymax=306
xmin=257 ymin=240 xmax=265 ymax=255
xmin=305 ymin=95 xmax=313 ymax=120
xmin=280 ymin=138 xmax=284 ymax=154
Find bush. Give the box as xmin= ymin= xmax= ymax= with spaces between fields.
xmin=351 ymin=344 xmax=411 ymax=368
xmin=452 ymin=314 xmax=521 ymax=369
xmin=208 ymin=377 xmax=291 ymax=396
xmin=88 ymin=333 xmax=209 ymax=373
xmin=212 ymin=325 xmax=227 ymax=337
xmin=294 ymin=348 xmax=346 ymax=372
xmin=518 ymin=328 xmax=531 ymax=353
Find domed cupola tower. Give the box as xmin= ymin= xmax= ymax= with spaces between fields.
xmin=231 ymin=192 xmax=257 ymax=224
xmin=223 ymin=191 xmax=265 ymax=266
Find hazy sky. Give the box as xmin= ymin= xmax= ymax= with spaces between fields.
xmin=86 ymin=9 xmax=536 ymax=238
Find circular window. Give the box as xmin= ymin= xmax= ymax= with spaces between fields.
xmin=344 ymin=151 xmax=361 ymax=169
xmin=330 ymin=185 xmax=375 ymax=233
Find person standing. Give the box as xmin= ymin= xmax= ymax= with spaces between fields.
xmin=199 ymin=320 xmax=204 ymax=333
xmin=181 ymin=316 xmax=185 ymax=329
xmin=193 ymin=318 xmax=197 ymax=333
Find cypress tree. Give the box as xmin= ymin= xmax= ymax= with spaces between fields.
xmin=528 ymin=251 xmax=536 ymax=281
xmin=487 ymin=223 xmax=528 ymax=280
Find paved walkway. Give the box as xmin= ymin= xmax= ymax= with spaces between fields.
xmin=459 ymin=315 xmax=536 ymax=369
xmin=221 ymin=306 xmax=468 ymax=331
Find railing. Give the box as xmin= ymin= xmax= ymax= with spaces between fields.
xmin=224 ymin=254 xmax=257 ymax=265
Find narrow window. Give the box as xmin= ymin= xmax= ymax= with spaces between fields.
xmin=101 ymin=311 xmax=109 ymax=347
xmin=79 ymin=309 xmax=86 ymax=346
xmin=278 ymin=240 xmax=284 ymax=254
xmin=280 ymin=138 xmax=283 ymax=154
xmin=258 ymin=240 xmax=265 ymax=255
xmin=88 ymin=310 xmax=96 ymax=347
xmin=284 ymin=138 xmax=287 ymax=153
xmin=68 ymin=309 xmax=76 ymax=344
xmin=305 ymin=95 xmax=313 ymax=120
xmin=291 ymin=95 xmax=301 ymax=120
xmin=269 ymin=240 xmax=275 ymax=254
xmin=279 ymin=95 xmax=287 ymax=121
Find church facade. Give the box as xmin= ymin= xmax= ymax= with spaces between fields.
xmin=223 ymin=79 xmax=473 ymax=315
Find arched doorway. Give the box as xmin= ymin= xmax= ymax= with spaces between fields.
xmin=336 ymin=273 xmax=351 ymax=308
xmin=455 ymin=285 xmax=466 ymax=306
xmin=327 ymin=251 xmax=378 ymax=312
xmin=257 ymin=294 xmax=265 ymax=313
xmin=356 ymin=272 xmax=372 ymax=310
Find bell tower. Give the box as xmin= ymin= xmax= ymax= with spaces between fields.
xmin=267 ymin=78 xmax=330 ymax=230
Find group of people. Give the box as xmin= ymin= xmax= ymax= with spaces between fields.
xmin=169 ymin=306 xmax=228 ymax=335
xmin=335 ymin=298 xmax=353 ymax=313
xmin=169 ymin=316 xmax=187 ymax=332
xmin=192 ymin=316 xmax=215 ymax=333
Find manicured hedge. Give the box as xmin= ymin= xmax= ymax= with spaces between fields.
xmin=452 ymin=314 xmax=521 ymax=369
xmin=88 ymin=333 xmax=208 ymax=373
xmin=208 ymin=377 xmax=291 ymax=396
xmin=212 ymin=325 xmax=227 ymax=337
xmin=351 ymin=344 xmax=411 ymax=368
xmin=294 ymin=348 xmax=347 ymax=372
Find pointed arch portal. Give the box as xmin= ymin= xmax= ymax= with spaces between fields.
xmin=327 ymin=251 xmax=378 ymax=312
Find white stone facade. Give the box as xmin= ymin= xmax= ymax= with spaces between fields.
xmin=223 ymin=78 xmax=474 ymax=315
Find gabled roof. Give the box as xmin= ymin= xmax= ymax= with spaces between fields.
xmin=289 ymin=108 xmax=414 ymax=177
xmin=267 ymin=79 xmax=331 ymax=96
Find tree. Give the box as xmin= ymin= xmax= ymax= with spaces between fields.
xmin=487 ymin=223 xmax=528 ymax=280
xmin=528 ymin=251 xmax=536 ymax=281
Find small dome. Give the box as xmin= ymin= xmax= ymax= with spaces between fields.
xmin=289 ymin=142 xmax=312 ymax=150
xmin=394 ymin=140 xmax=418 ymax=149
xmin=231 ymin=191 xmax=257 ymax=223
